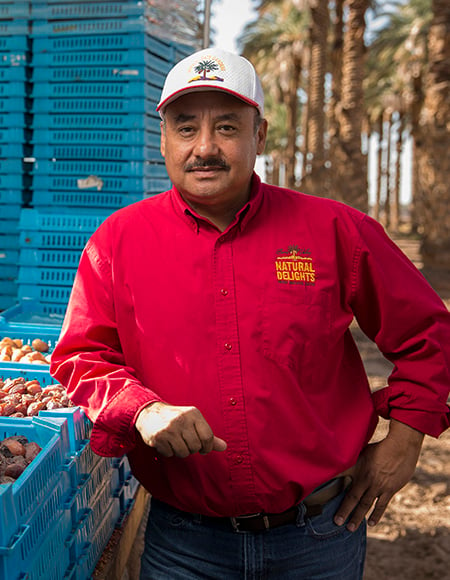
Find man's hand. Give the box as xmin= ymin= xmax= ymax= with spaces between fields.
xmin=135 ymin=401 xmax=227 ymax=458
xmin=334 ymin=419 xmax=424 ymax=531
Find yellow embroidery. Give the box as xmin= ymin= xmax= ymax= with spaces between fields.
xmin=275 ymin=247 xmax=316 ymax=284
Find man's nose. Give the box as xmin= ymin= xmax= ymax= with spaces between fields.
xmin=193 ymin=127 xmax=219 ymax=157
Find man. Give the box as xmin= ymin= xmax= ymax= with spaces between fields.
xmin=51 ymin=48 xmax=450 ymax=579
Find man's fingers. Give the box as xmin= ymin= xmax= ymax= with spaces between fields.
xmin=367 ymin=494 xmax=392 ymax=527
xmin=333 ymin=483 xmax=365 ymax=526
xmin=212 ymin=436 xmax=227 ymax=452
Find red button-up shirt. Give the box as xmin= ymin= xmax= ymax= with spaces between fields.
xmin=50 ymin=174 xmax=450 ymax=517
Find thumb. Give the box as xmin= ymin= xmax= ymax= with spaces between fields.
xmin=213 ymin=436 xmax=227 ymax=452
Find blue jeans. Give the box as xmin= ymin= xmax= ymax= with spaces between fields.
xmin=140 ymin=490 xmax=366 ymax=579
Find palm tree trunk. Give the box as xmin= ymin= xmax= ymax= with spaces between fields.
xmin=285 ymin=50 xmax=302 ymax=189
xmin=384 ymin=112 xmax=393 ymax=230
xmin=306 ymin=0 xmax=329 ymax=177
xmin=392 ymin=117 xmax=404 ymax=232
xmin=330 ymin=0 xmax=369 ymax=212
xmin=416 ymin=0 xmax=450 ymax=271
xmin=374 ymin=114 xmax=383 ymax=223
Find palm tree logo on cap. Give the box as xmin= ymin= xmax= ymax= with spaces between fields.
xmin=188 ymin=59 xmax=225 ymax=83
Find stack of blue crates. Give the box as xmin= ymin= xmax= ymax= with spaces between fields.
xmin=12 ymin=0 xmax=193 ymax=314
xmin=0 ymin=2 xmax=32 ymax=310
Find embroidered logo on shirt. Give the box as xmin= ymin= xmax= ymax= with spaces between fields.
xmin=187 ymin=56 xmax=225 ymax=83
xmin=275 ymin=246 xmax=316 ymax=285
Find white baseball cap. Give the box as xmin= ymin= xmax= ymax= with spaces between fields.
xmin=157 ymin=48 xmax=264 ymax=117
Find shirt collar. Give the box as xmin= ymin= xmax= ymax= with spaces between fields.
xmin=169 ymin=172 xmax=264 ymax=234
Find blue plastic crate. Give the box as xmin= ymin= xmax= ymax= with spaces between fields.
xmin=31 ymin=16 xmax=151 ymax=37
xmin=65 ymin=495 xmax=121 ymax=580
xmin=0 ymin=295 xmax=17 ymax=311
xmin=18 ymin=284 xmax=73 ymax=304
xmin=0 ymin=299 xmax=64 ymax=335
xmin=39 ymin=407 xmax=92 ymax=454
xmin=19 ymin=247 xmax=82 ymax=268
xmin=31 ymin=46 xmax=168 ymax=70
xmin=32 ymin=29 xmax=172 ymax=55
xmin=31 ymin=1 xmax=150 ymax=20
xmin=32 ymin=127 xmax=160 ymax=146
xmin=0 ymin=416 xmax=69 ymax=548
xmin=31 ymin=63 xmax=163 ymax=85
xmin=71 ymin=443 xmax=112 ymax=495
xmin=0 ymin=190 xmax=23 ymax=205
xmin=0 ymin=81 xmax=31 ymax=98
xmin=33 ymin=158 xmax=163 ymax=177
xmin=0 ymin=21 xmax=29 ymax=38
xmin=0 ymin=263 xmax=17 ymax=279
xmin=32 ymin=96 xmax=151 ymax=114
xmin=31 ymin=173 xmax=168 ymax=193
xmin=32 ymin=81 xmax=161 ymax=103
xmin=0 ymin=204 xmax=21 ymax=219
xmin=31 ymin=190 xmax=142 ymax=210
xmin=19 ymin=208 xmax=111 ymax=232
xmin=0 ymin=67 xmax=29 ymax=82
xmin=73 ymin=473 xmax=117 ymax=551
xmin=0 ymin=279 xmax=17 ymax=295
xmin=9 ymin=508 xmax=73 ymax=580
xmin=0 ymin=2 xmax=29 ymax=19
xmin=0 ymin=174 xmax=30 ymax=190
xmin=0 ymin=219 xmax=20 ymax=235
xmin=0 ymin=53 xmax=29 ymax=68
xmin=0 ymin=143 xmax=28 ymax=159
xmin=33 ymin=143 xmax=161 ymax=162
xmin=0 ymin=126 xmax=29 ymax=142
xmin=0 ymin=35 xmax=28 ymax=52
xmin=31 ymin=111 xmax=159 ymax=130
xmin=0 ymin=158 xmax=32 ymax=174
xmin=19 ymin=230 xmax=90 ymax=249
xmin=0 ymin=96 xmax=29 ymax=113
xmin=0 ymin=248 xmax=19 ymax=266
xmin=0 ymin=158 xmax=30 ymax=173
xmin=0 ymin=233 xmax=20 ymax=250
xmin=18 ymin=265 xmax=76 ymax=287
xmin=0 ymin=496 xmax=73 ymax=580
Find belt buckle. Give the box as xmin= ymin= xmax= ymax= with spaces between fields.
xmin=230 ymin=512 xmax=270 ymax=532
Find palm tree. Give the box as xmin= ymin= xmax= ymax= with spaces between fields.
xmin=329 ymin=0 xmax=370 ymax=212
xmin=415 ymin=0 xmax=450 ymax=272
xmin=239 ymin=1 xmax=309 ymax=188
xmin=194 ymin=60 xmax=220 ymax=79
xmin=302 ymin=0 xmax=329 ymax=182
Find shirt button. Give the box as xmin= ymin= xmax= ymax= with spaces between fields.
xmin=235 ymin=455 xmax=244 ymax=464
xmin=224 ymin=342 xmax=232 ymax=350
xmin=229 ymin=397 xmax=237 ymax=406
xmin=220 ymin=288 xmax=228 ymax=296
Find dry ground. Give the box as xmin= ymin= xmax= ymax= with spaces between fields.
xmin=354 ymin=234 xmax=450 ymax=580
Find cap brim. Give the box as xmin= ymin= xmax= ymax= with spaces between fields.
xmin=157 ymin=86 xmax=261 ymax=114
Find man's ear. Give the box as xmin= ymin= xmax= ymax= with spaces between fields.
xmin=256 ymin=119 xmax=268 ymax=156
xmin=160 ymin=121 xmax=166 ymax=158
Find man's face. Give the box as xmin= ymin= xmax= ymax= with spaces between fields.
xmin=160 ymin=91 xmax=267 ymax=214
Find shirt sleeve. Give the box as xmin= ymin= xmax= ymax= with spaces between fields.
xmin=350 ymin=215 xmax=450 ymax=438
xmin=50 ymin=229 xmax=163 ymax=457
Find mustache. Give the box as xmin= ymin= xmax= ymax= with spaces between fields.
xmin=185 ymin=158 xmax=229 ymax=171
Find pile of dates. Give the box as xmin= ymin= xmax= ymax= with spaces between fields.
xmin=0 ymin=336 xmax=51 ymax=365
xmin=0 ymin=377 xmax=73 ymax=418
xmin=0 ymin=435 xmax=42 ymax=484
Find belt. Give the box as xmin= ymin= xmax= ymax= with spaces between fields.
xmin=202 ymin=476 xmax=351 ymax=533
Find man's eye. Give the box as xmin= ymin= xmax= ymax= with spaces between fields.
xmin=219 ymin=125 xmax=236 ymax=133
xmin=179 ymin=126 xmax=195 ymax=135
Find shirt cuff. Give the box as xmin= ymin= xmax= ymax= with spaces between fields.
xmin=372 ymin=386 xmax=450 ymax=438
xmin=89 ymin=384 xmax=162 ymax=457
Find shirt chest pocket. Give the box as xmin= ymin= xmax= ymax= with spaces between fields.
xmin=261 ymin=286 xmax=332 ymax=375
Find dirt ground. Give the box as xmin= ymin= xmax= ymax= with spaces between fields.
xmin=353 ymin=235 xmax=450 ymax=580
